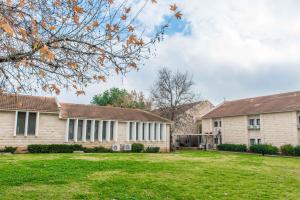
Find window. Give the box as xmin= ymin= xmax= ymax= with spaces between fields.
xmin=154 ymin=124 xmax=157 ymax=140
xmin=94 ymin=121 xmax=99 ymax=140
xmin=16 ymin=112 xmax=26 ymax=135
xmin=77 ymin=120 xmax=83 ymax=141
xmin=257 ymin=139 xmax=261 ymax=144
xmin=250 ymin=139 xmax=256 ymax=146
xmin=68 ymin=119 xmax=75 ymax=140
xmin=256 ymin=119 xmax=260 ymax=126
xmin=142 ymin=123 xmax=145 ymax=140
xmin=16 ymin=111 xmax=37 ymax=135
xmin=129 ymin=122 xmax=133 ymax=140
xmin=148 ymin=123 xmax=151 ymax=140
xmin=110 ymin=121 xmax=114 ymax=140
xmin=213 ymin=120 xmax=221 ymax=128
xmin=214 ymin=121 xmax=218 ymax=127
xmin=86 ymin=120 xmax=91 ymax=140
xmin=248 ymin=117 xmax=260 ymax=129
xmin=136 ymin=123 xmax=139 ymax=140
xmin=160 ymin=124 xmax=162 ymax=140
xmin=102 ymin=121 xmax=107 ymax=140
xmin=214 ymin=137 xmax=218 ymax=144
xmin=249 ymin=119 xmax=255 ymax=126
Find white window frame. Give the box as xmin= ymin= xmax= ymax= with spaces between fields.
xmin=14 ymin=111 xmax=39 ymax=137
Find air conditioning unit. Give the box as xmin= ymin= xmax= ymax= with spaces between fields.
xmin=111 ymin=144 xmax=120 ymax=152
xmin=123 ymin=144 xmax=132 ymax=151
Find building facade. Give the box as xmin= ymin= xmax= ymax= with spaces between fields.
xmin=0 ymin=94 xmax=171 ymax=152
xmin=202 ymin=91 xmax=300 ymax=148
xmin=153 ymin=101 xmax=214 ymax=148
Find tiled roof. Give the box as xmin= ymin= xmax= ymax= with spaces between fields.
xmin=59 ymin=103 xmax=171 ymax=123
xmin=203 ymin=91 xmax=300 ymax=119
xmin=0 ymin=93 xmax=59 ymax=112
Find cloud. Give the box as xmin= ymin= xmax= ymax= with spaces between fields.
xmin=56 ymin=0 xmax=300 ymax=105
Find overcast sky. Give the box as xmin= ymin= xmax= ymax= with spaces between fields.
xmin=55 ymin=0 xmax=300 ymax=106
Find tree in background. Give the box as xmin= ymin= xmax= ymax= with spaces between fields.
xmin=150 ymin=67 xmax=196 ymax=149
xmin=0 ymin=0 xmax=182 ymax=95
xmin=92 ymin=87 xmax=151 ymax=110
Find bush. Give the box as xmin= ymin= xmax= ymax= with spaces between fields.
xmin=250 ymin=144 xmax=278 ymax=155
xmin=217 ymin=144 xmax=247 ymax=152
xmin=0 ymin=146 xmax=17 ymax=153
xmin=294 ymin=146 xmax=300 ymax=156
xmin=83 ymin=146 xmax=112 ymax=153
xmin=280 ymin=144 xmax=295 ymax=156
xmin=28 ymin=144 xmax=83 ymax=153
xmin=131 ymin=143 xmax=144 ymax=153
xmin=144 ymin=147 xmax=160 ymax=153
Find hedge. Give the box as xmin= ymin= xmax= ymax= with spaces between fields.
xmin=131 ymin=143 xmax=144 ymax=153
xmin=144 ymin=147 xmax=160 ymax=153
xmin=280 ymin=144 xmax=295 ymax=156
xmin=83 ymin=146 xmax=112 ymax=153
xmin=217 ymin=144 xmax=247 ymax=152
xmin=28 ymin=144 xmax=83 ymax=153
xmin=0 ymin=146 xmax=17 ymax=153
xmin=250 ymin=144 xmax=278 ymax=155
xmin=295 ymin=146 xmax=300 ymax=156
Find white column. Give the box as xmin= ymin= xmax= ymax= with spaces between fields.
xmin=35 ymin=112 xmax=40 ymax=137
xmin=150 ymin=122 xmax=155 ymax=141
xmin=74 ymin=119 xmax=78 ymax=142
xmin=106 ymin=120 xmax=111 ymax=141
xmin=24 ymin=111 xmax=29 ymax=137
xmin=98 ymin=120 xmax=103 ymax=142
xmin=138 ymin=122 xmax=143 ymax=141
xmin=13 ymin=111 xmax=18 ymax=137
xmin=144 ymin=122 xmax=149 ymax=141
xmin=113 ymin=121 xmax=118 ymax=142
xmin=132 ymin=122 xmax=136 ymax=141
xmin=162 ymin=123 xmax=167 ymax=141
xmin=156 ymin=123 xmax=160 ymax=141
xmin=82 ymin=119 xmax=87 ymax=142
xmin=65 ymin=118 xmax=69 ymax=142
xmin=91 ymin=120 xmax=95 ymax=142
xmin=126 ymin=121 xmax=130 ymax=141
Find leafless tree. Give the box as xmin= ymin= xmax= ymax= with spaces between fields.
xmin=0 ymin=0 xmax=182 ymax=95
xmin=150 ymin=67 xmax=195 ymax=149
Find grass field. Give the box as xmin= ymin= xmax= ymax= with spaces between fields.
xmin=0 ymin=151 xmax=299 ymax=200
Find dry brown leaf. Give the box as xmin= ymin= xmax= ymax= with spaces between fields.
xmin=0 ymin=22 xmax=14 ymax=37
xmin=49 ymin=25 xmax=56 ymax=31
xmin=170 ymin=4 xmax=177 ymax=11
xmin=73 ymin=5 xmax=84 ymax=14
xmin=175 ymin=11 xmax=182 ymax=19
xmin=19 ymin=0 xmax=25 ymax=8
xmin=151 ymin=0 xmax=157 ymax=4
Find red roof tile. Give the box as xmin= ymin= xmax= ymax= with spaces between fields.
xmin=203 ymin=91 xmax=300 ymax=119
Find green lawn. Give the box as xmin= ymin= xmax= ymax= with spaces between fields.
xmin=0 ymin=151 xmax=299 ymax=200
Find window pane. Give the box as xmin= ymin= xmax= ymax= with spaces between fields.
xmin=250 ymin=139 xmax=256 ymax=145
xmin=110 ymin=121 xmax=114 ymax=140
xmin=17 ymin=112 xmax=26 ymax=135
xmin=257 ymin=139 xmax=261 ymax=144
xmin=142 ymin=123 xmax=145 ymax=140
xmin=154 ymin=124 xmax=157 ymax=140
xmin=27 ymin=113 xmax=37 ymax=135
xmin=148 ymin=123 xmax=151 ymax=140
xmin=214 ymin=121 xmax=218 ymax=127
xmin=256 ymin=119 xmax=260 ymax=125
xmin=136 ymin=123 xmax=139 ymax=140
xmin=94 ymin=121 xmax=99 ymax=140
xmin=160 ymin=124 xmax=162 ymax=140
xmin=86 ymin=120 xmax=91 ymax=140
xmin=102 ymin=121 xmax=106 ymax=140
xmin=129 ymin=122 xmax=133 ymax=140
xmin=219 ymin=121 xmax=222 ymax=127
xmin=77 ymin=120 xmax=83 ymax=141
xmin=68 ymin=119 xmax=75 ymax=140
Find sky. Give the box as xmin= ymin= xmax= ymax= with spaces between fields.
xmin=56 ymin=0 xmax=300 ymax=106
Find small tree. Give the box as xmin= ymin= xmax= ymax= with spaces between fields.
xmin=150 ymin=67 xmax=196 ymax=149
xmin=0 ymin=0 xmax=182 ymax=94
xmin=92 ymin=87 xmax=151 ymax=110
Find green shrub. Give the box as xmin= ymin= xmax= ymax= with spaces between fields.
xmin=280 ymin=144 xmax=295 ymax=156
xmin=131 ymin=143 xmax=144 ymax=153
xmin=83 ymin=146 xmax=112 ymax=153
xmin=250 ymin=144 xmax=278 ymax=155
xmin=28 ymin=144 xmax=83 ymax=153
xmin=2 ymin=146 xmax=17 ymax=153
xmin=144 ymin=147 xmax=160 ymax=153
xmin=217 ymin=144 xmax=247 ymax=152
xmin=294 ymin=146 xmax=300 ymax=156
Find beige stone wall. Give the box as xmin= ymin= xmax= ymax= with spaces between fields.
xmin=261 ymin=111 xmax=299 ymax=146
xmin=203 ymin=111 xmax=300 ymax=147
xmin=222 ymin=116 xmax=248 ymax=145
xmin=0 ymin=111 xmax=170 ymax=152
